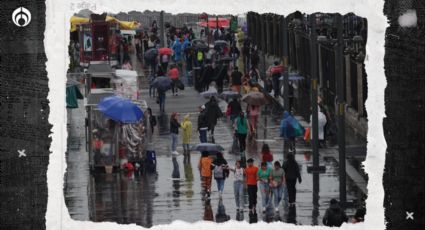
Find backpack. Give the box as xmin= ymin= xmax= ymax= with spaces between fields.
xmin=197 ymin=51 xmax=204 ymax=61
xmin=214 ymin=165 xmax=224 ymax=179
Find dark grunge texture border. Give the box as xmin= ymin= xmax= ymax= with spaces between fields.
xmin=0 ymin=1 xmax=51 ymax=230
xmin=0 ymin=0 xmax=423 ymax=229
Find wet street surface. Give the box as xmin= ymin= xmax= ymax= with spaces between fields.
xmin=65 ymin=84 xmax=366 ymax=227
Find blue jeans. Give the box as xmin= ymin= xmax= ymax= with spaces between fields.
xmin=199 ymin=129 xmax=207 ymax=143
xmin=182 ymin=143 xmax=190 ymax=152
xmin=282 ymin=185 xmax=289 ymax=207
xmin=272 ymin=185 xmax=283 ymax=207
xmin=216 ymin=178 xmax=225 ymax=193
xmin=259 ymin=181 xmax=270 ymax=208
xmin=233 ymin=180 xmax=244 ymax=208
xmin=159 ymin=94 xmax=165 ymax=112
xmin=171 ymin=133 xmax=178 ymax=152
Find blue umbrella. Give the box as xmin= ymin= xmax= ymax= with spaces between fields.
xmin=97 ymin=96 xmax=144 ymax=123
xmin=191 ymin=143 xmax=224 ymax=153
xmin=151 ymin=76 xmax=172 ymax=91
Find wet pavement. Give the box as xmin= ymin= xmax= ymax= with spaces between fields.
xmin=65 ymin=81 xmax=366 ymax=226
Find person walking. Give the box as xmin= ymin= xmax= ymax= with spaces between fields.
xmin=227 ymin=98 xmax=242 ymax=123
xmin=230 ymin=66 xmax=243 ymax=93
xmin=181 ymin=115 xmax=192 ymax=162
xmin=205 ymin=96 xmax=223 ymax=139
xmin=229 ymin=160 xmax=245 ymax=211
xmin=267 ymin=61 xmax=283 ymax=98
xmin=257 ymin=161 xmax=271 ymax=213
xmin=269 ymin=161 xmax=285 ymax=212
xmin=168 ymin=64 xmax=180 ymax=96
xmin=261 ymin=143 xmax=273 ymax=168
xmin=198 ymin=151 xmax=213 ymax=200
xmin=234 ymin=112 xmax=249 ymax=153
xmin=147 ymin=107 xmax=157 ymax=135
xmin=247 ymin=104 xmax=260 ymax=136
xmin=283 ymin=153 xmax=302 ymax=207
xmin=322 ymin=199 xmax=349 ymax=227
xmin=245 ymin=158 xmax=258 ymax=214
xmin=170 ymin=112 xmax=181 ymax=156
xmin=197 ymin=105 xmax=208 ymax=143
xmin=159 ymin=53 xmax=170 ymax=73
xmin=157 ymin=88 xmax=166 ymax=113
xmin=212 ymin=152 xmax=229 ymax=198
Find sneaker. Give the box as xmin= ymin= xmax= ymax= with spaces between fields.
xmin=275 ymin=207 xmax=279 ymax=212
xmin=172 ymin=151 xmax=179 ymax=156
xmin=262 ymin=207 xmax=266 ymax=213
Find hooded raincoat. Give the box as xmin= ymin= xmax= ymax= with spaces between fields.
xmin=181 ymin=115 xmax=193 ymax=144
xmin=280 ymin=111 xmax=303 ymax=138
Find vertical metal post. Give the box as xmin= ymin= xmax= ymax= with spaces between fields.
xmin=159 ymin=11 xmax=165 ymax=47
xmin=309 ymin=14 xmax=319 ymax=169
xmin=335 ymin=13 xmax=347 ymax=205
xmin=282 ymin=17 xmax=289 ymax=112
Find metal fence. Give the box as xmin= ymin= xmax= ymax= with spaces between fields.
xmin=246 ymin=11 xmax=368 ymax=120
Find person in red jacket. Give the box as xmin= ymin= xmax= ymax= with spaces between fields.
xmin=168 ymin=64 xmax=180 ymax=96
xmin=261 ymin=143 xmax=273 ymax=168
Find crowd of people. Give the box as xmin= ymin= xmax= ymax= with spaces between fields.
xmin=134 ymin=20 xmax=363 ymax=226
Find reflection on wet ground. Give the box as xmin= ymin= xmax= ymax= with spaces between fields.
xmin=65 ymin=87 xmax=366 ymax=227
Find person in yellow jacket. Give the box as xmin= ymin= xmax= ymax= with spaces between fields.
xmin=181 ymin=114 xmax=193 ymax=162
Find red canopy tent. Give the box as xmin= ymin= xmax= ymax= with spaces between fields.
xmin=198 ymin=18 xmax=230 ymax=28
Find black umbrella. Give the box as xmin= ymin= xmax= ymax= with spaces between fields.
xmin=219 ymin=91 xmax=241 ymax=100
xmin=191 ymin=143 xmax=224 ymax=153
xmin=151 ymin=76 xmax=172 ymax=91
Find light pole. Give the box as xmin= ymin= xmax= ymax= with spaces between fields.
xmin=335 ymin=13 xmax=347 ymax=206
xmin=310 ymin=14 xmax=320 ymax=170
xmin=282 ymin=16 xmax=290 ymax=158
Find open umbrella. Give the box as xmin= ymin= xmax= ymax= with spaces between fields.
xmin=97 ymin=96 xmax=144 ymax=124
xmin=279 ymin=73 xmax=304 ymax=81
xmin=159 ymin=47 xmax=172 ymax=55
xmin=151 ymin=76 xmax=172 ymax=91
xmin=194 ymin=43 xmax=209 ymax=51
xmin=242 ymin=92 xmax=270 ymax=106
xmin=219 ymin=91 xmax=241 ymax=100
xmin=200 ymin=88 xmax=218 ymax=99
xmin=144 ymin=48 xmax=158 ymax=61
xmin=191 ymin=143 xmax=224 ymax=153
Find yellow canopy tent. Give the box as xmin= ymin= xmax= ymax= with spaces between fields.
xmin=70 ymin=15 xmax=139 ymax=32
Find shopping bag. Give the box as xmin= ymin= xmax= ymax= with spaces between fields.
xmin=304 ymin=127 xmax=311 ymax=142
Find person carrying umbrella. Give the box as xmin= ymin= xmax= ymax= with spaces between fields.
xmin=212 ymin=152 xmax=229 ymax=198
xmin=246 ymin=104 xmax=260 ymax=136
xmin=159 ymin=51 xmax=170 ymax=73
xmin=181 ymin=114 xmax=193 ymax=161
xmin=227 ymin=97 xmax=242 ymax=123
xmin=197 ymin=105 xmax=209 ymax=143
xmin=198 ymin=151 xmax=213 ymax=200
xmin=283 ymin=153 xmax=302 ymax=207
xmin=230 ymin=66 xmax=243 ymax=93
xmin=205 ymin=96 xmax=223 ymax=139
xmin=170 ymin=112 xmax=181 ymax=156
